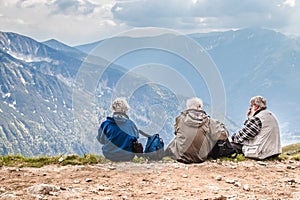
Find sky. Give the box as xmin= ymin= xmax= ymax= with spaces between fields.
xmin=0 ymin=0 xmax=299 ymax=46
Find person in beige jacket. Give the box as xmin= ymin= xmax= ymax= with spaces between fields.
xmin=164 ymin=97 xmax=228 ymax=163
xmin=231 ymin=96 xmax=281 ymax=159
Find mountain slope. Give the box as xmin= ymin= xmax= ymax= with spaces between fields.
xmin=191 ymin=28 xmax=300 ymax=145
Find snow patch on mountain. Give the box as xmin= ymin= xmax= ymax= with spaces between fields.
xmin=6 ymin=50 xmax=57 ymax=64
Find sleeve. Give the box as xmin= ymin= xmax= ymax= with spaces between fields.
xmin=209 ymin=118 xmax=229 ymax=141
xmin=132 ymin=122 xmax=140 ymax=139
xmin=96 ymin=123 xmax=106 ymax=144
xmin=174 ymin=115 xmax=180 ymax=135
xmin=231 ymin=116 xmax=262 ymax=143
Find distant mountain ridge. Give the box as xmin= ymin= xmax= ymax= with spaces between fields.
xmin=0 ymin=28 xmax=299 ymax=157
xmin=76 ymin=27 xmax=300 ymax=145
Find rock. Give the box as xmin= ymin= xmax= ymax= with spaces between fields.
xmin=0 ymin=193 xmax=17 ymax=198
xmin=73 ymin=180 xmax=81 ymax=184
xmin=27 ymin=184 xmax=60 ymax=195
xmin=257 ymin=161 xmax=267 ymax=166
xmin=0 ymin=187 xmax=6 ymax=192
xmin=85 ymin=178 xmax=92 ymax=182
xmin=287 ymin=165 xmax=296 ymax=170
xmin=182 ymin=174 xmax=188 ymax=178
xmin=215 ymin=175 xmax=222 ymax=181
xmin=60 ymin=186 xmax=67 ymax=190
xmin=98 ymin=186 xmax=111 ymax=191
xmin=225 ymin=179 xmax=235 ymax=184
xmin=234 ymin=182 xmax=242 ymax=187
xmin=286 ymin=179 xmax=296 ymax=185
xmin=243 ymin=184 xmax=250 ymax=191
xmin=108 ymin=166 xmax=116 ymax=170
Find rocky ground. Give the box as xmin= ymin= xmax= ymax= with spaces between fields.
xmin=0 ymin=159 xmax=299 ymax=200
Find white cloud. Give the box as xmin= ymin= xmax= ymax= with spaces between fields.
xmin=283 ymin=0 xmax=296 ymax=7
xmin=0 ymin=0 xmax=299 ymax=45
xmin=112 ymin=0 xmax=300 ymax=35
xmin=0 ymin=0 xmax=128 ymax=45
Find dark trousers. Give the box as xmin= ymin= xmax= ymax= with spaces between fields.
xmin=230 ymin=142 xmax=243 ymax=154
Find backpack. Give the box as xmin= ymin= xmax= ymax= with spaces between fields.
xmin=132 ymin=140 xmax=143 ymax=154
xmin=139 ymin=130 xmax=165 ymax=160
xmin=208 ymin=139 xmax=237 ymax=159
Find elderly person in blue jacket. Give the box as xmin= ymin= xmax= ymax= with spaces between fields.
xmin=97 ymin=97 xmax=140 ymax=161
xmin=231 ymin=96 xmax=281 ymax=159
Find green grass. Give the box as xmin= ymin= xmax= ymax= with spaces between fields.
xmin=0 ymin=143 xmax=299 ymax=167
xmin=282 ymin=143 xmax=300 ymax=154
xmin=0 ymin=154 xmax=110 ymax=168
xmin=281 ymin=142 xmax=300 ymax=161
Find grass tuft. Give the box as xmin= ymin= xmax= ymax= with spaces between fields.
xmin=0 ymin=154 xmax=109 ymax=168
xmin=0 ymin=143 xmax=299 ymax=167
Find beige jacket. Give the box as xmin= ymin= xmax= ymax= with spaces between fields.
xmin=165 ymin=109 xmax=228 ymax=163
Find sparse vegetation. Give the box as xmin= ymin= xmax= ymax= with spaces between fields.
xmin=281 ymin=142 xmax=300 ymax=161
xmin=0 ymin=143 xmax=299 ymax=167
xmin=0 ymin=154 xmax=110 ymax=168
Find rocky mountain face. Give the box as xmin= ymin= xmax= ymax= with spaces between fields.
xmin=0 ymin=28 xmax=299 ymax=157
xmin=0 ymin=32 xmax=88 ymax=156
xmin=0 ymin=31 xmax=186 ymax=156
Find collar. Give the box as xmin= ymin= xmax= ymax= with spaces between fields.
xmin=253 ymin=107 xmax=267 ymax=116
xmin=113 ymin=112 xmax=129 ymax=119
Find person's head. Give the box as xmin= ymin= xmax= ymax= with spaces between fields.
xmin=249 ymin=96 xmax=267 ymax=113
xmin=186 ymin=97 xmax=203 ymax=110
xmin=111 ymin=97 xmax=130 ymax=113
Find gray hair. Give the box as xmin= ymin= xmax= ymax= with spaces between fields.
xmin=186 ymin=97 xmax=203 ymax=109
xmin=111 ymin=97 xmax=130 ymax=113
xmin=250 ymin=96 xmax=267 ymax=109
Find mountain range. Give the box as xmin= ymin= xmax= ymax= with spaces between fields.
xmin=0 ymin=27 xmax=299 ymax=157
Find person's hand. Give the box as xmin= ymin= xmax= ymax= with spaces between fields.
xmin=247 ymin=107 xmax=252 ymax=117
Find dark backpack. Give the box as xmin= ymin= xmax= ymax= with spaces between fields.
xmin=209 ymin=139 xmax=237 ymax=159
xmin=139 ymin=130 xmax=164 ymax=160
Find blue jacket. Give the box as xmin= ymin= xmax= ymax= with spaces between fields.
xmin=97 ymin=113 xmax=139 ymax=161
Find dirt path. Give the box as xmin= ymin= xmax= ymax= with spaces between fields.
xmin=0 ymin=160 xmax=299 ymax=199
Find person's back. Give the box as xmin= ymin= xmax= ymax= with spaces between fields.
xmin=97 ymin=98 xmax=139 ymax=162
xmin=165 ymin=97 xmax=228 ymax=163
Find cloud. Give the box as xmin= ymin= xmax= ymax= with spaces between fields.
xmin=0 ymin=0 xmax=299 ymax=45
xmin=0 ymin=0 xmax=127 ymax=45
xmin=49 ymin=0 xmax=97 ymax=15
xmin=111 ymin=0 xmax=299 ymax=33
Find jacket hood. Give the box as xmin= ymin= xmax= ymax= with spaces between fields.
xmin=182 ymin=109 xmax=208 ymax=128
xmin=111 ymin=112 xmax=129 ymax=124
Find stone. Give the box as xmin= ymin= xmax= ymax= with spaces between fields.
xmin=182 ymin=174 xmax=188 ymax=178
xmin=225 ymin=179 xmax=235 ymax=184
xmin=85 ymin=178 xmax=92 ymax=182
xmin=234 ymin=182 xmax=242 ymax=187
xmin=243 ymin=184 xmax=250 ymax=191
xmin=215 ymin=175 xmax=222 ymax=181
xmin=27 ymin=184 xmax=60 ymax=195
xmin=257 ymin=161 xmax=267 ymax=166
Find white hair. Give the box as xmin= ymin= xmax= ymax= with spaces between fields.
xmin=250 ymin=96 xmax=267 ymax=109
xmin=186 ymin=97 xmax=203 ymax=109
xmin=111 ymin=97 xmax=130 ymax=113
